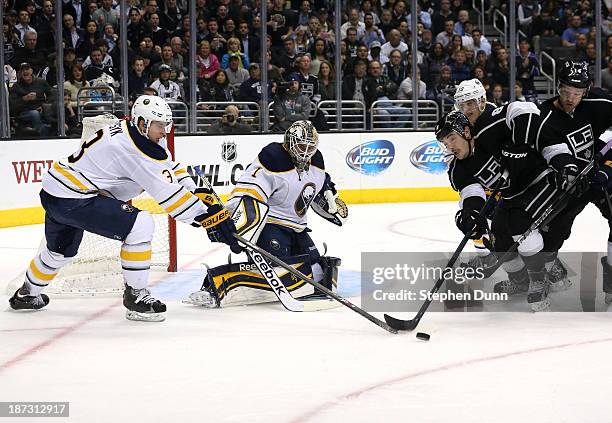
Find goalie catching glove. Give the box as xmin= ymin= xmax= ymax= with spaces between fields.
xmin=194 ymin=204 xmax=243 ymax=254
xmin=311 ymin=173 xmax=348 ymax=226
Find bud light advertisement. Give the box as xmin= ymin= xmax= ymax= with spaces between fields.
xmin=410 ymin=140 xmax=449 ymax=174
xmin=346 ymin=140 xmax=395 ymax=175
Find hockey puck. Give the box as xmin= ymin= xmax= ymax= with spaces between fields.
xmin=416 ymin=332 xmax=431 ymax=341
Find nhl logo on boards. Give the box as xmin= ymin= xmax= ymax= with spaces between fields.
xmin=121 ymin=203 xmax=135 ymax=213
xmin=222 ymin=140 xmax=237 ymax=163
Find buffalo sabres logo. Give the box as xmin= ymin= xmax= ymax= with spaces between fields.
xmin=221 ymin=140 xmax=237 ymax=163
xmin=270 ymin=239 xmax=281 ymax=251
xmin=294 ymin=183 xmax=317 ymax=217
xmin=121 ymin=203 xmax=135 ymax=213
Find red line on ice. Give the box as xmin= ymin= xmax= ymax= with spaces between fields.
xmin=292 ymin=336 xmax=612 ymax=422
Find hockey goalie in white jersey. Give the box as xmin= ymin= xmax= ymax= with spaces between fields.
xmin=9 ymin=95 xmax=241 ymax=321
xmin=188 ymin=120 xmax=348 ymax=308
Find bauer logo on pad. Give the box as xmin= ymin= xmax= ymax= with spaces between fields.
xmin=410 ymin=140 xmax=449 ymax=174
xmin=346 ymin=140 xmax=395 ymax=175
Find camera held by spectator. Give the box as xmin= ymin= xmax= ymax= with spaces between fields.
xmin=207 ymin=105 xmax=252 ymax=134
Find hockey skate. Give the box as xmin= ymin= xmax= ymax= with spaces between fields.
xmin=123 ymin=284 xmax=167 ymax=322
xmin=460 ymin=252 xmax=499 ymax=278
xmin=547 ymin=257 xmax=572 ymax=292
xmin=9 ymin=285 xmax=49 ymax=310
xmin=526 ymin=271 xmax=551 ymax=312
xmin=493 ymin=266 xmax=529 ymax=296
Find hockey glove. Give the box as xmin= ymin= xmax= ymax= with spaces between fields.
xmin=558 ymin=164 xmax=589 ymax=196
xmin=590 ymin=161 xmax=612 ymax=197
xmin=196 ymin=204 xmax=243 ymax=254
xmin=455 ymin=208 xmax=488 ymax=240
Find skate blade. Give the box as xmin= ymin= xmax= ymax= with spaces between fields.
xmin=182 ymin=292 xmax=218 ymax=308
xmin=126 ymin=310 xmax=166 ymax=322
xmin=550 ymin=279 xmax=572 ymax=292
xmin=530 ymin=297 xmax=551 ymax=312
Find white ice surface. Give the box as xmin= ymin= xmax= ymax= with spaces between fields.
xmin=1 ymin=201 xmax=612 ymax=423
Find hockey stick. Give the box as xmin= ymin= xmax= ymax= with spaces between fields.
xmin=193 ymin=167 xmax=335 ymax=313
xmin=383 ymin=170 xmax=509 ymax=331
xmin=385 ymin=140 xmax=612 ymax=331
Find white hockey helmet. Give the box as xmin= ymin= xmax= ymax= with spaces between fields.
xmin=454 ymin=78 xmax=487 ymax=111
xmin=131 ymin=95 xmax=173 ymax=138
xmin=284 ymin=120 xmax=319 ymax=171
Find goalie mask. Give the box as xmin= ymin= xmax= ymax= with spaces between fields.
xmin=131 ymin=95 xmax=173 ymax=139
xmin=284 ymin=120 xmax=319 ymax=171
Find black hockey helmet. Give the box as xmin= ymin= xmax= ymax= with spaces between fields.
xmin=434 ymin=111 xmax=471 ymax=141
xmin=557 ymin=60 xmax=590 ymax=89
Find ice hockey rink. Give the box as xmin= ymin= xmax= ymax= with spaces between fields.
xmin=2 ymin=201 xmax=612 ymax=423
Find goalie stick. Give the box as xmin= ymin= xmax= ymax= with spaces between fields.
xmin=193 ymin=167 xmax=336 ymax=313
xmin=385 ymin=138 xmax=612 ymax=331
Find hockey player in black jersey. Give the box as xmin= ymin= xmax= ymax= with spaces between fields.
xmin=436 ymin=106 xmax=566 ymax=311
xmin=535 ymin=61 xmax=612 ymax=306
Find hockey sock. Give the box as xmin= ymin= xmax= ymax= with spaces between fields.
xmin=24 ymin=246 xmax=72 ymax=296
xmin=121 ymin=212 xmax=154 ymax=289
xmin=501 ymin=253 xmax=525 ymax=274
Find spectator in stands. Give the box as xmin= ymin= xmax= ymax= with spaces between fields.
xmin=369 ymin=59 xmax=406 ymax=126
xmin=296 ymin=0 xmax=312 ymax=28
xmin=32 ymin=0 xmax=54 ymax=54
xmin=318 ymin=60 xmax=336 ymax=101
xmin=14 ymin=8 xmax=35 ymax=43
xmin=467 ymin=28 xmax=491 ymax=56
xmin=453 ymin=10 xmax=469 ymax=36
xmin=239 ymin=63 xmax=269 ymax=103
xmin=170 ymin=36 xmax=188 ymax=76
xmin=436 ymin=19 xmax=456 ymax=48
xmin=381 ymin=29 xmax=408 ymax=59
xmin=196 ymin=40 xmax=220 ymax=82
xmin=346 ymin=44 xmax=370 ymax=75
xmin=449 ymin=49 xmax=471 ymax=83
xmin=431 ymin=0 xmax=456 ymax=36
xmin=268 ymin=0 xmax=295 ymax=46
xmin=391 ymin=0 xmax=407 ymax=27
xmin=518 ymin=0 xmax=541 ymax=35
xmin=569 ymin=33 xmax=588 ymax=60
xmin=514 ymin=81 xmax=527 ymax=102
xmin=3 ymin=17 xmax=21 ymax=63
xmin=64 ymin=63 xmax=90 ymax=109
xmin=63 ymin=0 xmax=92 ymax=30
xmin=585 ymin=42 xmax=597 ymax=75
xmin=378 ymin=9 xmax=395 ymax=36
xmin=341 ymin=8 xmax=366 ymax=39
xmin=152 ymin=43 xmax=183 ymax=83
xmin=160 ymin=0 xmax=185 ymax=32
xmin=602 ymin=57 xmax=612 ymax=92
xmin=344 ymin=27 xmax=362 ymax=58
xmin=266 ymin=50 xmax=284 ymax=83
xmin=150 ymin=64 xmax=184 ymax=101
xmin=489 ymin=82 xmax=505 ymax=106
xmin=84 ymin=47 xmax=115 ymax=82
xmin=149 ymin=13 xmax=169 ymax=48
xmin=63 ymin=48 xmax=78 ymax=74
xmin=562 ymin=14 xmax=589 ymax=47
xmin=221 ymin=37 xmax=249 ymax=69
xmin=427 ymin=64 xmax=455 ymax=105
xmin=77 ymin=20 xmax=100 ymax=60
xmin=310 ymin=38 xmax=331 ymax=75
xmin=447 ymin=34 xmax=463 ymax=57
xmin=3 ymin=63 xmax=17 ymax=87
xmin=207 ymin=104 xmax=252 ymax=133
xmin=384 ymin=49 xmax=407 ymax=87
xmin=101 ymin=23 xmax=118 ymax=53
xmin=199 ymin=69 xmax=233 ymax=107
xmin=292 ymin=55 xmax=320 ymax=103
xmin=226 ymin=55 xmax=250 ymax=95
xmin=491 ymin=47 xmax=510 ymax=89
xmin=128 ymin=57 xmax=149 ymax=103
xmin=238 ymin=20 xmax=260 ymax=63
xmin=424 ymin=42 xmax=448 ymax=87
xmin=472 ymin=65 xmax=490 ymax=92
xmin=272 ymin=37 xmax=298 ymax=76
xmin=419 ymin=29 xmax=434 ymax=55
xmin=368 ymin=41 xmax=389 ymax=66
xmin=142 ymin=0 xmax=159 ymax=23
xmin=531 ymin=9 xmax=556 ymax=37
xmin=272 ymin=74 xmax=311 ymax=132
xmin=91 ymin=0 xmax=120 ymax=33
xmin=11 ymin=31 xmax=46 ymax=75
xmin=9 ymin=63 xmax=53 ymax=135
xmin=342 ymin=59 xmax=377 ymax=112
xmin=127 ymin=7 xmax=148 ymax=49
xmin=475 ymin=49 xmax=488 ymax=70
xmin=398 ymin=67 xmax=427 ymax=100
xmin=82 ymin=39 xmax=113 ymax=70
xmin=516 ymin=38 xmax=539 ymax=98
xmin=407 ymin=3 xmax=432 ymax=31
xmin=294 ymin=25 xmax=310 ymax=55
xmin=363 ymin=12 xmax=385 ymax=48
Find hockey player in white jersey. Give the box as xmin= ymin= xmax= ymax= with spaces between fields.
xmin=9 ymin=95 xmax=241 ymax=321
xmin=187 ymin=120 xmax=347 ymax=308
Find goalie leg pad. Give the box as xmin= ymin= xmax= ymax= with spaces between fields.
xmin=231 ymin=196 xmax=269 ymax=244
xmin=200 ymin=255 xmax=315 ymax=307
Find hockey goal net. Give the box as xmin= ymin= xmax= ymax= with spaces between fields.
xmin=37 ymin=114 xmax=177 ymax=295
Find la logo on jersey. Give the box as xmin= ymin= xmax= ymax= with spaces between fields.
xmin=566 ymin=124 xmax=594 ymax=162
xmin=295 ymin=183 xmax=317 ymax=217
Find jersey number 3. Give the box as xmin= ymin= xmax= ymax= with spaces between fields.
xmin=68 ymin=129 xmax=104 ymax=163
